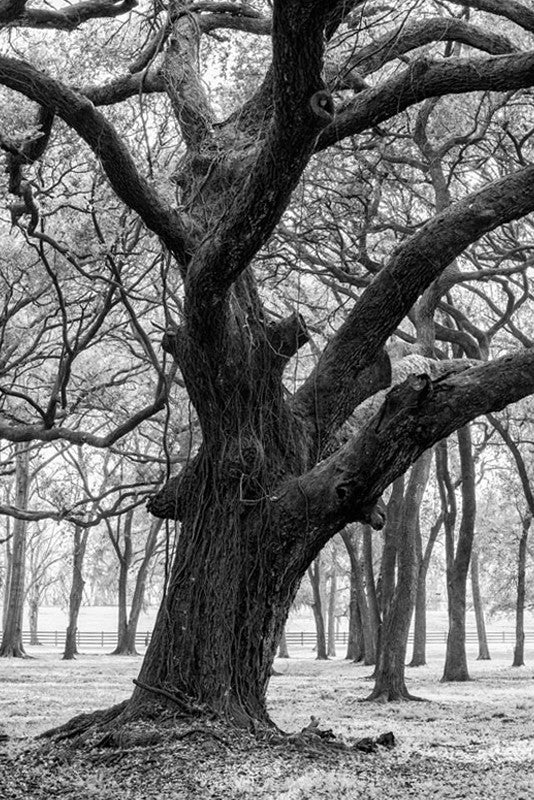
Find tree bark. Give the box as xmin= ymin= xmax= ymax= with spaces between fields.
xmin=63 ymin=525 xmax=89 ymax=660
xmin=470 ymin=545 xmax=490 ymax=661
xmin=28 ymin=589 xmax=41 ymax=646
xmin=442 ymin=426 xmax=476 ymax=682
xmin=0 ymin=444 xmax=30 ymax=658
xmin=512 ymin=513 xmax=530 ymax=667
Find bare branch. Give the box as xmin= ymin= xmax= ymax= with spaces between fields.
xmin=318 ymin=51 xmax=534 ymax=151
xmin=0 ymin=56 xmax=194 ymax=264
xmin=339 ymin=17 xmax=516 ymax=82
xmin=292 ymin=163 xmax=534 ymax=446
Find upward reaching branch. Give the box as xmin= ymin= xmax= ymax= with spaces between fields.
xmin=183 ymin=1 xmax=341 ymax=321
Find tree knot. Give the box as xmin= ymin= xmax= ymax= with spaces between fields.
xmin=309 ymin=91 xmax=335 ymax=123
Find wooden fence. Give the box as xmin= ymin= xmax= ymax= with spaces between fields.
xmin=7 ymin=628 xmax=533 ymax=649
xmin=284 ymin=629 xmax=534 ymax=647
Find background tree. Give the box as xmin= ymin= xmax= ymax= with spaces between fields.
xmin=0 ymin=443 xmax=30 ymax=657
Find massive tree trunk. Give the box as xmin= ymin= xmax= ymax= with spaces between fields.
xmin=0 ymin=444 xmax=30 ymax=658
xmin=442 ymin=426 xmax=476 ymax=683
xmin=136 ymin=454 xmax=311 ymax=725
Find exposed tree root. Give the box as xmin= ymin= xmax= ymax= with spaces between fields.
xmin=36 ymin=699 xmax=396 ymax=761
xmin=38 ymin=700 xmax=130 ymax=741
xmin=131 ymin=678 xmax=212 ymax=717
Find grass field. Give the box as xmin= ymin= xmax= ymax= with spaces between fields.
xmin=0 ymin=641 xmax=533 ymax=798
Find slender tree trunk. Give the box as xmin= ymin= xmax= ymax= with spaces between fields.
xmin=342 ymin=527 xmax=375 ymax=664
xmin=0 ymin=444 xmax=30 ymax=658
xmin=409 ymin=523 xmax=427 ymax=668
xmin=308 ymin=556 xmax=328 ymax=660
xmin=278 ymin=625 xmax=290 ymax=658
xmin=471 ymin=545 xmax=490 ymax=661
xmin=327 ymin=567 xmax=337 ymax=657
xmin=110 ymin=508 xmax=134 ymax=656
xmin=63 ymin=525 xmax=90 ymax=660
xmin=512 ymin=514 xmax=530 ymax=667
xmin=2 ymin=533 xmax=12 ymax=632
xmin=409 ymin=509 xmax=442 ymax=667
xmin=362 ymin=525 xmax=380 ymax=646
xmin=486 ymin=416 xmax=534 ymax=668
xmin=346 ymin=570 xmax=364 ymax=661
xmin=442 ymin=426 xmax=476 ymax=682
xmin=28 ymin=590 xmax=41 ymax=645
xmin=368 ymin=451 xmax=432 ymax=700
xmin=114 ymin=519 xmax=163 ymax=656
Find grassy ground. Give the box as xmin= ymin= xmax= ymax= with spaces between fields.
xmin=0 ymin=642 xmax=533 ymax=798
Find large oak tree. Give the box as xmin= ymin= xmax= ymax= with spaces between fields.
xmin=2 ymin=0 xmax=534 ymax=728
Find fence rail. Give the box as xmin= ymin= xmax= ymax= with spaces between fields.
xmin=284 ymin=629 xmax=534 ymax=647
xmin=4 ymin=628 xmax=533 ymax=649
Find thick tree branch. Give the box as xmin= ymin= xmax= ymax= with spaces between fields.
xmin=0 ymin=0 xmax=137 ymax=29
xmin=80 ymin=71 xmax=164 ymax=106
xmin=318 ymin=51 xmax=534 ymax=151
xmin=340 ymin=17 xmax=516 ymax=82
xmin=449 ymin=0 xmax=534 ymax=34
xmin=162 ymin=6 xmax=215 ymax=148
xmin=0 ymin=57 xmax=194 ymax=264
xmin=292 ymin=163 xmax=534 ymax=447
xmin=276 ymin=350 xmax=534 ymax=552
xmin=0 ymin=381 xmax=171 ymax=447
xmin=184 ymin=1 xmax=339 ymax=323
